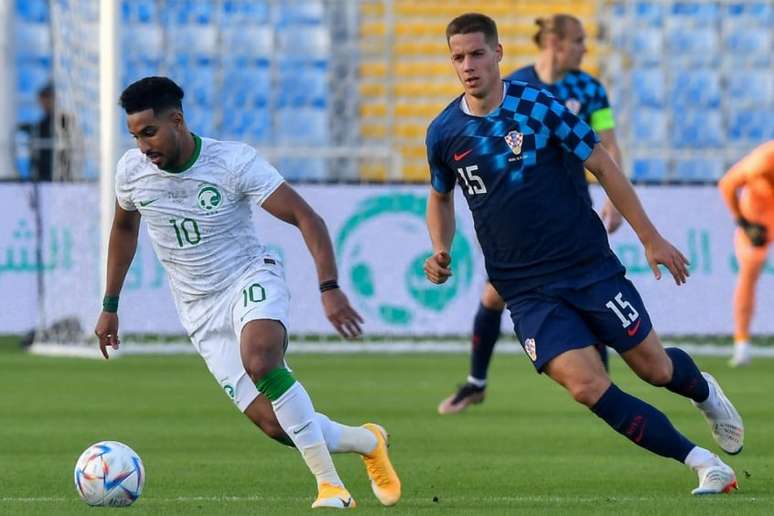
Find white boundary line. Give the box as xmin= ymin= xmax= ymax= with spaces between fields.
xmin=28 ymin=340 xmax=774 ymax=359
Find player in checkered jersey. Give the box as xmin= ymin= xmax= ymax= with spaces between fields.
xmin=425 ymin=13 xmax=742 ymax=494
xmin=439 ymin=14 xmax=625 ymax=415
xmin=94 ymin=77 xmax=400 ymax=509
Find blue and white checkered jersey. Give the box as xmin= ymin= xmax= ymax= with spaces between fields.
xmin=426 ymin=80 xmax=618 ymax=294
xmin=507 ymin=66 xmax=616 ymax=206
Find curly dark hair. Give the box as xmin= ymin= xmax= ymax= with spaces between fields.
xmin=119 ymin=76 xmax=184 ymax=115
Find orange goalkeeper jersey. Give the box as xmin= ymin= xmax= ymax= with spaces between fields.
xmin=719 ymin=141 xmax=774 ymax=224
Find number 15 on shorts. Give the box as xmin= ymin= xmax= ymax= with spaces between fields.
xmin=605 ymin=292 xmax=639 ymax=328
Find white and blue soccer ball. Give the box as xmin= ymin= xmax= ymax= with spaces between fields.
xmin=74 ymin=441 xmax=145 ymax=506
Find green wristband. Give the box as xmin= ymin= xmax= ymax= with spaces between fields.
xmin=102 ymin=295 xmax=119 ymax=313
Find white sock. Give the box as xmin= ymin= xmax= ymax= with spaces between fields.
xmin=734 ymin=341 xmax=750 ymax=357
xmin=272 ymin=383 xmax=343 ymax=487
xmin=315 ymin=413 xmax=378 ymax=454
xmin=466 ymin=375 xmax=486 ymax=388
xmin=684 ymin=446 xmax=718 ymax=470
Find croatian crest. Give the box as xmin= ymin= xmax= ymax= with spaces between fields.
xmin=504 ymin=131 xmax=523 ymax=155
xmin=565 ymin=98 xmax=581 ymax=115
xmin=524 ymin=338 xmax=537 ymax=362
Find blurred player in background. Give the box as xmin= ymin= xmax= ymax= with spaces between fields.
xmin=439 ymin=13 xmax=625 ymax=415
xmin=94 ymin=77 xmax=400 ymax=509
xmin=425 ymin=13 xmax=743 ymax=495
xmin=719 ymin=140 xmax=774 ymax=367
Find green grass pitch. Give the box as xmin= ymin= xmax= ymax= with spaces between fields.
xmin=1 ymin=336 xmax=772 ymax=515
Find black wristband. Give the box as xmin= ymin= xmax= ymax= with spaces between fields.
xmin=102 ymin=295 xmax=119 ymax=313
xmin=319 ymin=280 xmax=339 ymax=293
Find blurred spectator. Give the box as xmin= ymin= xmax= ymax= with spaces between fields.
xmin=17 ymin=83 xmax=71 ymax=181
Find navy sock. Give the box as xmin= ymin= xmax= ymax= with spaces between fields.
xmin=664 ymin=347 xmax=710 ymax=403
xmin=594 ymin=342 xmax=610 ymax=372
xmin=469 ymin=303 xmax=503 ymax=382
xmin=591 ymin=384 xmax=695 ymax=462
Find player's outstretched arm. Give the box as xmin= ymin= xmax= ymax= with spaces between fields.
xmin=597 ymin=129 xmax=624 ymax=234
xmin=585 ymin=144 xmax=690 ymax=285
xmin=94 ymin=202 xmax=141 ymax=359
xmin=262 ymin=183 xmax=363 ymax=339
xmin=424 ymin=189 xmax=455 ymax=284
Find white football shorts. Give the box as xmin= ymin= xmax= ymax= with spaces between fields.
xmin=184 ymin=258 xmax=291 ymax=412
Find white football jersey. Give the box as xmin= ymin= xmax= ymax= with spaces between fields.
xmin=115 ymin=135 xmax=284 ymax=304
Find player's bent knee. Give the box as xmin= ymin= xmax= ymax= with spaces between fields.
xmin=567 ymin=377 xmax=610 ymax=407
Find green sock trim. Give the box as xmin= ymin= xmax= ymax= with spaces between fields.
xmin=256 ymin=368 xmax=296 ymax=402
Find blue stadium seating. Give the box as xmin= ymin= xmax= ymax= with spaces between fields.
xmin=16 ymin=62 xmax=50 ymax=103
xmin=670 ymin=69 xmax=721 ymax=108
xmin=221 ymin=26 xmax=274 ymax=58
xmin=122 ymin=25 xmax=165 ymax=62
xmin=728 ymin=109 xmax=774 ymax=143
xmin=15 ymin=22 xmax=51 ymax=62
xmin=631 ymin=109 xmax=668 ymax=145
xmin=121 ymin=0 xmax=157 ymax=24
xmin=631 ymin=67 xmax=665 ymax=107
xmin=634 ymin=1 xmax=663 ymax=26
xmin=672 ymin=110 xmax=723 ymax=148
xmin=724 ymin=26 xmax=770 ymax=59
xmin=277 ymin=26 xmax=330 ymax=57
xmin=184 ymin=105 xmax=215 ymax=135
xmin=670 ymin=2 xmax=719 ymax=24
xmin=220 ymin=64 xmax=272 ymax=108
xmin=666 ymin=27 xmax=718 ymax=60
xmin=726 ymin=69 xmax=771 ymax=106
xmin=674 ymin=159 xmax=724 ymax=181
xmin=276 ymin=108 xmax=328 ymax=145
xmin=169 ymin=25 xmax=217 ymax=62
xmin=629 ymin=28 xmax=663 ymax=64
xmin=15 ymin=102 xmax=43 ymax=126
xmin=160 ymin=0 xmax=214 ymax=25
xmin=277 ymin=60 xmax=328 ymax=108
xmin=221 ymin=0 xmax=270 ymax=24
xmin=278 ymin=1 xmax=324 ymax=25
xmin=726 ymin=2 xmax=772 ymax=21
xmin=632 ymin=158 xmax=669 ymax=182
xmin=16 ymin=0 xmax=49 ymax=22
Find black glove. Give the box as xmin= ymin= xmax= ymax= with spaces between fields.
xmin=737 ymin=217 xmax=768 ymax=247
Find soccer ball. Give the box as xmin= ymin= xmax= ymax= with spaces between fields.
xmin=74 ymin=441 xmax=145 ymax=506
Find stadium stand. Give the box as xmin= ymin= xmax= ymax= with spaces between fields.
xmin=11 ymin=0 xmax=774 ymax=183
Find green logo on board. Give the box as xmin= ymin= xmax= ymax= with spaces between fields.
xmin=336 ymin=193 xmax=474 ymax=327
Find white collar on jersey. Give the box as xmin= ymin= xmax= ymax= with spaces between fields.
xmin=460 ymin=81 xmax=507 ymax=117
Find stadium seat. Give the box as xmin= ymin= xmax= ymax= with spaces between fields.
xmin=221 ymin=0 xmax=270 ymax=24
xmin=122 ymin=25 xmax=164 ymax=62
xmin=726 ymin=1 xmax=772 ymax=21
xmin=631 ymin=109 xmax=667 ymax=145
xmin=121 ymin=0 xmax=157 ymax=24
xmin=276 ymin=157 xmax=327 ymax=181
xmin=633 ymin=1 xmax=664 ymax=26
xmin=168 ymin=25 xmax=217 ymax=61
xmin=278 ymin=1 xmax=324 ymax=25
xmin=221 ymin=107 xmax=271 ymax=144
xmin=161 ymin=0 xmax=213 ymax=24
xmin=666 ymin=27 xmax=718 ymax=59
xmin=184 ymin=106 xmax=215 ymax=135
xmin=629 ymin=28 xmax=663 ymax=64
xmin=276 ymin=108 xmax=328 ymax=145
xmin=277 ymin=26 xmax=330 ymax=57
xmin=673 ymin=159 xmax=724 ymax=182
xmin=16 ymin=62 xmax=51 ymax=103
xmin=726 ymin=69 xmax=771 ymax=106
xmin=724 ymin=26 xmax=770 ymax=57
xmin=277 ymin=61 xmax=328 ymax=108
xmin=123 ymin=60 xmax=160 ymax=86
xmin=670 ymin=2 xmax=718 ymax=25
xmin=631 ymin=67 xmax=665 ymax=107
xmin=632 ymin=158 xmax=668 ymax=182
xmin=728 ymin=109 xmax=774 ymax=143
xmin=15 ymin=101 xmax=43 ymax=125
xmin=221 ymin=26 xmax=273 ymax=58
xmin=16 ymin=0 xmax=49 ymax=22
xmin=15 ymin=22 xmax=51 ymax=62
xmin=671 ymin=110 xmax=723 ymax=148
xmin=220 ymin=64 xmax=271 ymax=108
xmin=670 ymin=69 xmax=721 ymax=108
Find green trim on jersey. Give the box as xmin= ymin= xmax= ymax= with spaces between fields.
xmin=256 ymin=367 xmax=297 ymax=402
xmin=590 ymin=108 xmax=616 ymax=132
xmin=163 ymin=133 xmax=202 ymax=174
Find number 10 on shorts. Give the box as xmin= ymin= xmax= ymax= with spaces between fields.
xmin=242 ymin=283 xmax=266 ymax=307
xmin=605 ymin=292 xmax=639 ymax=328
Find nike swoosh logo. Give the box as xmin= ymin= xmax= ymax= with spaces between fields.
xmin=293 ymin=422 xmax=312 ymax=435
xmin=339 ymin=497 xmax=352 ymax=508
xmin=139 ymin=198 xmax=159 ymax=207
xmin=627 ymin=318 xmax=642 ymax=337
xmin=453 ymin=149 xmax=473 ymax=161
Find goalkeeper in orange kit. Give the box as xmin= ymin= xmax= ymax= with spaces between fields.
xmin=718 ymin=141 xmax=774 ymax=367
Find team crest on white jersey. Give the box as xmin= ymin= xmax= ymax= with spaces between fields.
xmin=197 ymin=185 xmax=222 ymax=211
xmin=524 ymin=338 xmax=537 ymax=362
xmin=565 ymin=98 xmax=581 ymax=115
xmin=505 ymin=131 xmax=523 ymax=155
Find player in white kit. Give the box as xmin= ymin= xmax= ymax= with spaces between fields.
xmin=94 ymin=77 xmax=401 ymax=509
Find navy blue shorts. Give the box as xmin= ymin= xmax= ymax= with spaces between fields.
xmin=500 ymin=271 xmax=652 ymax=373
